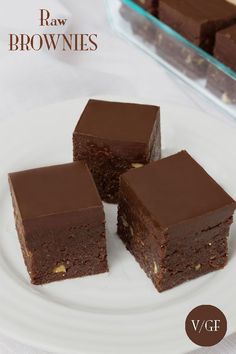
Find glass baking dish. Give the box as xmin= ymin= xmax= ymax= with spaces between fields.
xmin=106 ymin=0 xmax=236 ymax=119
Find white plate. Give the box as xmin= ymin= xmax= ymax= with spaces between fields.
xmin=0 ymin=97 xmax=236 ymax=354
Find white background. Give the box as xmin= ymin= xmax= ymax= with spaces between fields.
xmin=0 ymin=0 xmax=236 ymax=353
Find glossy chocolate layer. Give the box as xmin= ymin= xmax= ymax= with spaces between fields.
xmin=9 ymin=161 xmax=102 ymax=221
xmin=121 ymin=150 xmax=236 ymax=229
xmin=74 ymin=99 xmax=159 ymax=144
xmin=159 ymin=0 xmax=236 ymax=53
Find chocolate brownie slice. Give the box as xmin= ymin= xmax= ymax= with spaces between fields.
xmin=118 ymin=151 xmax=236 ymax=292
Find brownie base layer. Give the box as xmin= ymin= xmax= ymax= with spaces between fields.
xmin=28 ymin=224 xmax=108 ymax=285
xmin=154 ymin=31 xmax=208 ymax=79
xmin=74 ymin=139 xmax=143 ymax=203
xmin=207 ymin=65 xmax=236 ymax=104
xmin=120 ymin=5 xmax=158 ymax=45
xmin=117 ymin=193 xmax=233 ymax=292
xmin=10 ymin=186 xmax=108 ymax=285
xmin=73 ymin=125 xmax=161 ymax=204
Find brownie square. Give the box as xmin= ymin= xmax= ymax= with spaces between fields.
xmin=120 ymin=3 xmax=158 ymax=46
xmin=118 ymin=151 xmax=236 ymax=292
xmin=214 ymin=24 xmax=236 ymax=72
xmin=9 ymin=162 xmax=108 ymax=285
xmin=159 ymin=0 xmax=236 ymax=53
xmin=73 ymin=99 xmax=161 ymax=203
xmin=206 ymin=24 xmax=236 ymax=104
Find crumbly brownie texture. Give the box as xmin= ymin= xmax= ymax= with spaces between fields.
xmin=159 ymin=0 xmax=236 ymax=53
xmin=207 ymin=65 xmax=236 ymax=104
xmin=9 ymin=162 xmax=108 ymax=285
xmin=133 ymin=0 xmax=159 ymax=17
xmin=73 ymin=99 xmax=161 ymax=203
xmin=117 ymin=151 xmax=236 ymax=292
xmin=154 ymin=30 xmax=208 ymax=79
xmin=119 ymin=4 xmax=158 ymax=45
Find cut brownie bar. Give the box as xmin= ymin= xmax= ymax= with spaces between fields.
xmin=207 ymin=65 xmax=236 ymax=104
xmin=117 ymin=151 xmax=236 ymax=292
xmin=9 ymin=162 xmax=108 ymax=285
xmin=214 ymin=24 xmax=236 ymax=71
xmin=159 ymin=0 xmax=236 ymax=53
xmin=133 ymin=0 xmax=159 ymax=17
xmin=73 ymin=99 xmax=161 ymax=203
xmin=207 ymin=25 xmax=236 ymax=104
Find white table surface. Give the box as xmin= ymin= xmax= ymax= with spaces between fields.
xmin=0 ymin=1 xmax=236 ymax=353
